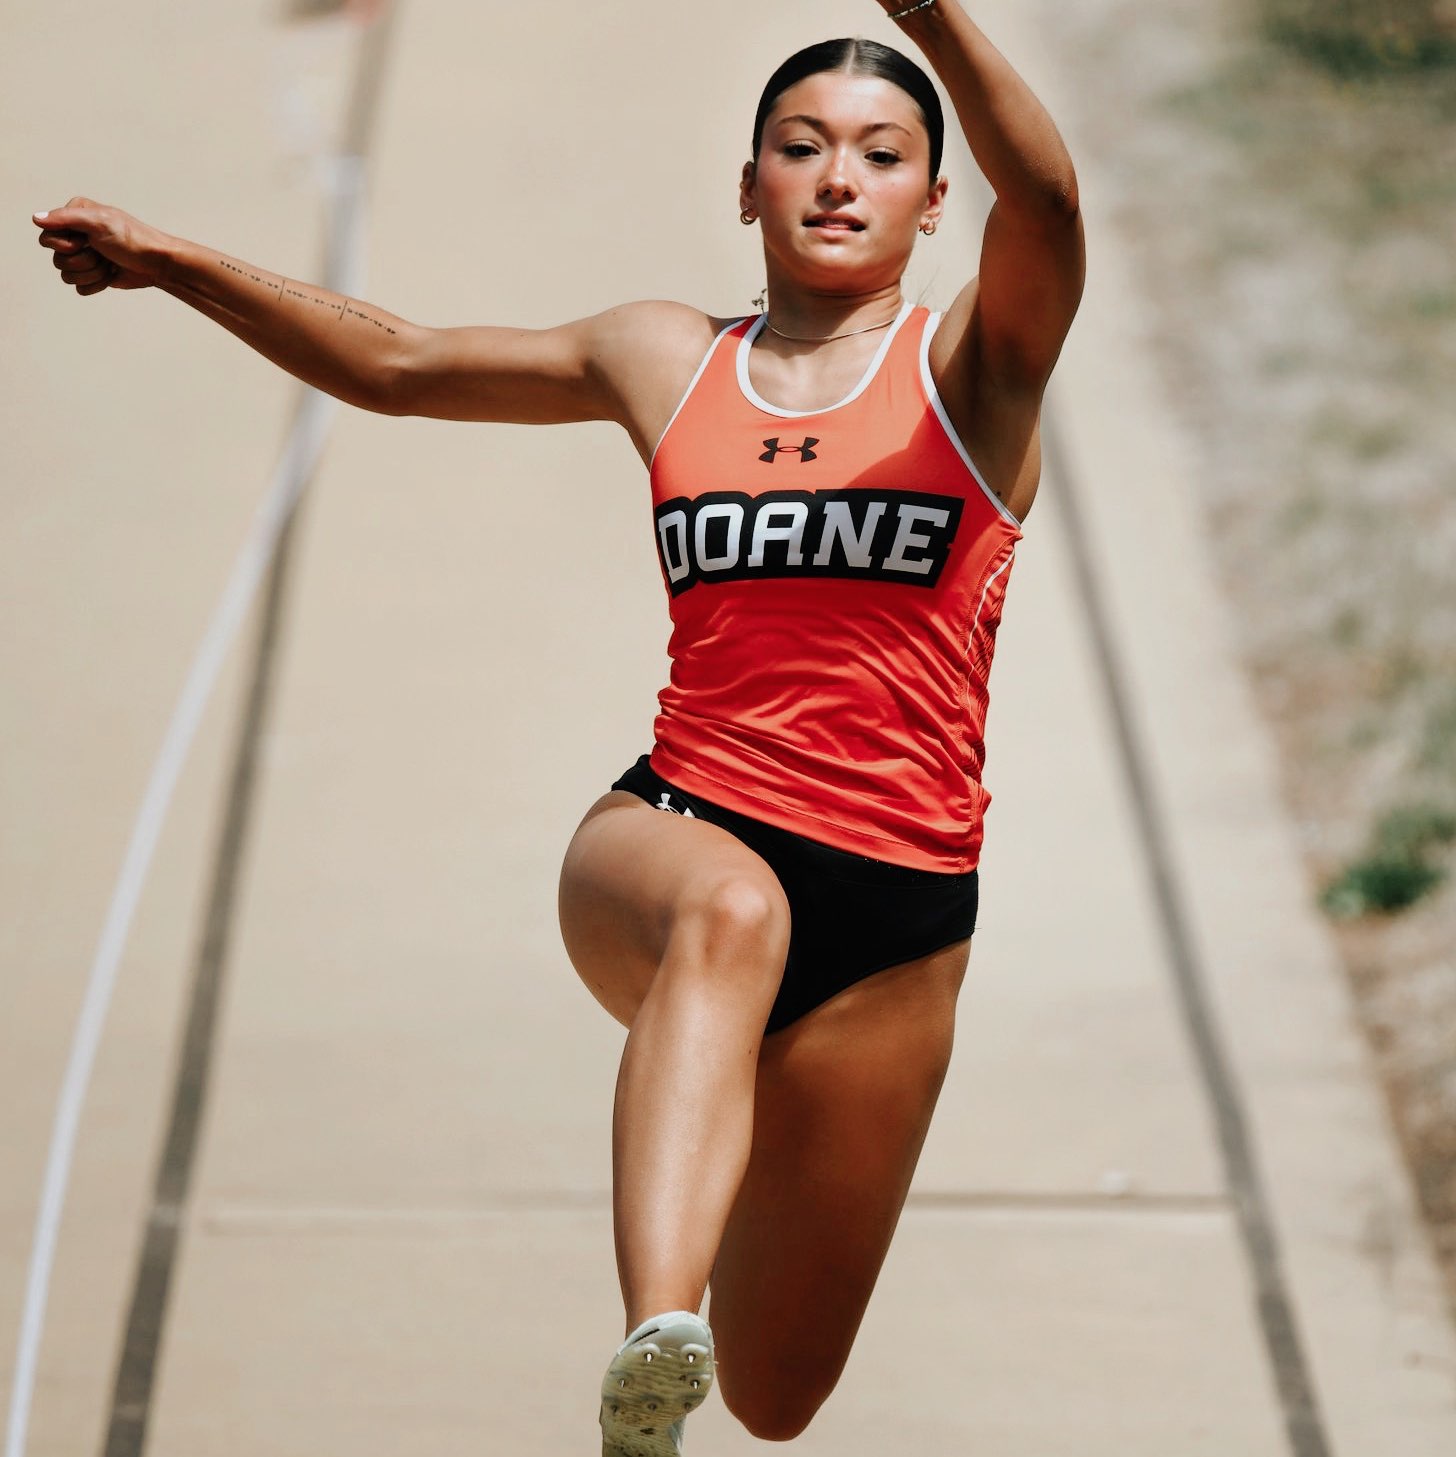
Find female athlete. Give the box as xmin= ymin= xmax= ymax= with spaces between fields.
xmin=35 ymin=0 xmax=1083 ymax=1448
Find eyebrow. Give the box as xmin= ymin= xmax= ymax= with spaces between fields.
xmin=773 ymin=113 xmax=914 ymax=140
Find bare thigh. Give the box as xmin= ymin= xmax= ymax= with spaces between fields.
xmin=557 ymin=791 xmax=790 ymax=1027
xmin=558 ymin=792 xmax=794 ymax=1324
xmin=708 ymin=939 xmax=971 ymax=1442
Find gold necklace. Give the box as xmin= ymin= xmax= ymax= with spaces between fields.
xmin=764 ymin=312 xmax=899 ymax=344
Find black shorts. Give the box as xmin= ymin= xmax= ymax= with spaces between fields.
xmin=610 ymin=756 xmax=978 ymax=1034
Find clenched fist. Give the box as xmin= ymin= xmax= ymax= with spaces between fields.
xmin=33 ymin=198 xmax=175 ymax=296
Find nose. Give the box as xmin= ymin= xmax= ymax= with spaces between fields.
xmin=817 ymin=145 xmax=856 ymax=201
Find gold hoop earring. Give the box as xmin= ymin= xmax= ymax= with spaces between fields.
xmin=740 ymin=209 xmax=757 ymax=225
xmin=920 ymin=221 xmax=937 ymax=236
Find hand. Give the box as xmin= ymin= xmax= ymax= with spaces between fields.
xmin=33 ymin=197 xmax=174 ymax=296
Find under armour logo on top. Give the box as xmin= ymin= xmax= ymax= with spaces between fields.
xmin=656 ymin=791 xmax=695 ymax=818
xmin=760 ymin=437 xmax=819 ymax=464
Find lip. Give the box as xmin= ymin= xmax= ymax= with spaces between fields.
xmin=803 ymin=213 xmax=865 ymax=231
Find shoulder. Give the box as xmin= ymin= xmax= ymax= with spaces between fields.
xmin=584 ymin=302 xmax=745 ymax=455
xmin=585 ymin=300 xmax=737 ymax=372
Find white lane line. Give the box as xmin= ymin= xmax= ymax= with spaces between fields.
xmin=4 ymin=154 xmax=367 ymax=1457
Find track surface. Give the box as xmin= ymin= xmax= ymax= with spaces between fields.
xmin=5 ymin=3 xmax=1455 ymax=1454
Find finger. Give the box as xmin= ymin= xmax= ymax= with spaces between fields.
xmin=52 ymin=244 xmax=104 ymax=271
xmin=75 ymin=277 xmax=112 ymax=297
xmin=33 ymin=204 xmax=98 ymax=232
xmin=55 ymin=249 xmax=109 ymax=281
xmin=58 ymin=248 xmax=111 ymax=277
xmin=38 ymin=229 xmax=89 ymax=253
xmin=63 ymin=263 xmax=112 ymax=287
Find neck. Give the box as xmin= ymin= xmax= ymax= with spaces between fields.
xmin=757 ymin=278 xmax=905 ymax=342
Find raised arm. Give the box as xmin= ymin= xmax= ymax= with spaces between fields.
xmin=878 ymin=0 xmax=1084 ymax=392
xmin=31 ymin=198 xmax=663 ymax=430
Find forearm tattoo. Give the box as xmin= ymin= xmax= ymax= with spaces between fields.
xmin=218 ymin=257 xmax=397 ymax=334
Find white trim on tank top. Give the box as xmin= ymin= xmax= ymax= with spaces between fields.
xmin=734 ymin=299 xmax=914 ymax=418
xmin=968 ymin=542 xmax=1017 ymax=654
xmin=919 ymin=310 xmax=1023 ymax=529
xmin=648 ymin=315 xmax=746 ymax=470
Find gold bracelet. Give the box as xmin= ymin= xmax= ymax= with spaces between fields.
xmin=886 ymin=0 xmax=936 ymax=20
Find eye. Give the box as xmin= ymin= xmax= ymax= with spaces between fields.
xmin=867 ymin=149 xmax=902 ymax=166
xmin=783 ymin=142 xmax=818 ymax=158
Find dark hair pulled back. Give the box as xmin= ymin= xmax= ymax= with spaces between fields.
xmin=751 ymin=38 xmax=945 ymax=180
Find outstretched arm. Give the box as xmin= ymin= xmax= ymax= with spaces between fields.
xmin=32 ymin=198 xmax=628 ymax=424
xmin=876 ymin=0 xmax=1084 ymax=391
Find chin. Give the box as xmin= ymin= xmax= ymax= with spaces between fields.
xmin=792 ymin=256 xmax=896 ymax=293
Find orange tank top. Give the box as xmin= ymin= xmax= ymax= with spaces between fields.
xmin=647 ymin=302 xmax=1021 ymax=872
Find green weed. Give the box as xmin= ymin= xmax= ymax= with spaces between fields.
xmin=1322 ymin=855 xmax=1446 ymax=915
xmin=1322 ymin=801 xmax=1456 ymax=916
xmin=1261 ymin=0 xmax=1456 ymax=77
xmin=1375 ymin=803 xmax=1456 ymax=857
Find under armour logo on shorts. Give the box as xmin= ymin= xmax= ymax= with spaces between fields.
xmin=656 ymin=790 xmax=695 ymax=818
xmin=760 ymin=436 xmax=819 ymax=463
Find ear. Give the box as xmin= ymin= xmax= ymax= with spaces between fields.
xmin=739 ymin=160 xmax=757 ymax=219
xmin=921 ymin=174 xmax=949 ymax=233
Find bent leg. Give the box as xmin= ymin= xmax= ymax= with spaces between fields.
xmin=708 ymin=939 xmax=970 ymax=1441
xmin=559 ymin=794 xmax=790 ymax=1332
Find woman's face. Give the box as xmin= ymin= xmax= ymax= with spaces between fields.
xmin=743 ymin=70 xmax=945 ymax=294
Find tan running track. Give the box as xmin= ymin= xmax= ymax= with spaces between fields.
xmin=4 ymin=2 xmax=1454 ymax=1455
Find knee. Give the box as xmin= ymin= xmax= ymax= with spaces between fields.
xmin=675 ymin=875 xmax=789 ymax=973
xmin=716 ymin=1337 xmax=840 ymax=1442
xmin=720 ymin=1378 xmax=829 ymax=1442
